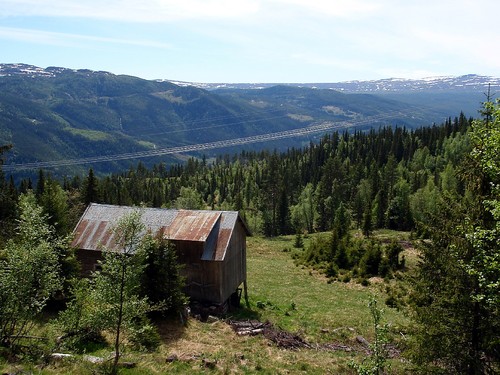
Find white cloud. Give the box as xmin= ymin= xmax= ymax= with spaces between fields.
xmin=270 ymin=0 xmax=380 ymax=18
xmin=1 ymin=0 xmax=499 ymax=81
xmin=0 ymin=0 xmax=382 ymax=21
xmin=0 ymin=0 xmax=261 ymax=21
xmin=291 ymin=52 xmax=370 ymax=71
xmin=0 ymin=26 xmax=173 ymax=48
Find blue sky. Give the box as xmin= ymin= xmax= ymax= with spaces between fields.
xmin=1 ymin=0 xmax=499 ymax=83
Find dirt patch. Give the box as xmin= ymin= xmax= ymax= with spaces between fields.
xmin=398 ymin=240 xmax=413 ymax=250
xmin=229 ymin=320 xmax=312 ymax=350
xmin=228 ymin=320 xmax=399 ymax=355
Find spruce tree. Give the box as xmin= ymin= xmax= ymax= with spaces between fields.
xmin=294 ymin=233 xmax=304 ymax=249
xmin=140 ymin=235 xmax=187 ymax=317
xmin=83 ymin=168 xmax=99 ymax=206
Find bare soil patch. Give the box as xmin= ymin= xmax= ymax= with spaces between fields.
xmin=228 ymin=319 xmax=401 ymax=357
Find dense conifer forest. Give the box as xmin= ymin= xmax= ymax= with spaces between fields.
xmin=3 ymin=112 xmax=470 ymax=238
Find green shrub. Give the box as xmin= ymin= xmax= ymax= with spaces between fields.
xmin=129 ymin=323 xmax=161 ymax=352
xmin=385 ymin=240 xmax=404 ymax=269
xmin=358 ymin=243 xmax=382 ymax=277
xmin=360 ymin=278 xmax=370 ymax=287
xmin=340 ymin=273 xmax=351 ymax=283
xmin=326 ymin=262 xmax=338 ymax=278
xmin=140 ymin=235 xmax=188 ymax=317
xmin=60 ymin=329 xmax=107 ymax=354
xmin=293 ymin=233 xmax=304 ymax=248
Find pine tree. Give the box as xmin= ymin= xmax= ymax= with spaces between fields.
xmin=83 ymin=168 xmax=99 ymax=206
xmin=35 ymin=169 xmax=45 ymax=198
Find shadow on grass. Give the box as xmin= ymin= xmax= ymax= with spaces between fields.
xmin=153 ymin=304 xmax=262 ymax=346
xmin=154 ymin=317 xmax=187 ymax=345
xmin=226 ymin=304 xmax=262 ymax=321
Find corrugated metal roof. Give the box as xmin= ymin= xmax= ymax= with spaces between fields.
xmin=160 ymin=210 xmax=221 ymax=242
xmin=71 ymin=203 xmax=245 ymax=261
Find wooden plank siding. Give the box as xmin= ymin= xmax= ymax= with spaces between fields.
xmin=221 ymin=220 xmax=247 ymax=303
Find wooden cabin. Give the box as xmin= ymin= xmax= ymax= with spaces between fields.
xmin=71 ymin=203 xmax=250 ymax=308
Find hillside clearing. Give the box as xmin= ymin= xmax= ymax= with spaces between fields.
xmin=0 ymin=231 xmax=413 ymax=374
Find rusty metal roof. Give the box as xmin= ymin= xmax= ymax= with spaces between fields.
xmin=71 ymin=204 xmax=247 ymax=261
xmin=159 ymin=210 xmax=221 ymax=242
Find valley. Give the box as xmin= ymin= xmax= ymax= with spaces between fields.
xmin=2 ymin=64 xmax=493 ymax=179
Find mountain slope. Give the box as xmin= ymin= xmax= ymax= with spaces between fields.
xmin=185 ymin=74 xmax=499 ymax=117
xmin=0 ymin=64 xmax=465 ymax=176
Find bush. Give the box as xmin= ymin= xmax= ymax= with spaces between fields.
xmin=385 ymin=241 xmax=404 ymax=270
xmin=358 ymin=243 xmax=382 ymax=277
xmin=360 ymin=278 xmax=370 ymax=287
xmin=293 ymin=233 xmax=304 ymax=248
xmin=340 ymin=273 xmax=351 ymax=283
xmin=301 ymin=235 xmax=330 ymax=266
xmin=129 ymin=323 xmax=161 ymax=352
xmin=140 ymin=235 xmax=188 ymax=317
xmin=385 ymin=295 xmax=398 ymax=308
xmin=59 ymin=329 xmax=107 ymax=354
xmin=326 ymin=262 xmax=338 ymax=278
xmin=378 ymin=256 xmax=391 ymax=278
xmin=296 ymin=233 xmax=407 ymax=284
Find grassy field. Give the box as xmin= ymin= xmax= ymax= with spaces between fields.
xmin=1 ymin=231 xmax=415 ymax=374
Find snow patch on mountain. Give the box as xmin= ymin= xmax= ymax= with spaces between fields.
xmin=1 ymin=64 xmax=499 ymax=93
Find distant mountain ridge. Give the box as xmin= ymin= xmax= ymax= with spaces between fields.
xmin=0 ymin=63 xmax=492 ymax=178
xmin=3 ymin=63 xmax=498 ymax=93
xmin=0 ymin=63 xmax=112 ymax=78
xmin=165 ymin=73 xmax=498 ymax=117
xmin=166 ymin=74 xmax=500 ymax=93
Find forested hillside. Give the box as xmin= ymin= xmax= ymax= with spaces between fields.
xmin=1 ymin=64 xmax=451 ymax=178
xmin=0 ymin=112 xmax=471 ymax=240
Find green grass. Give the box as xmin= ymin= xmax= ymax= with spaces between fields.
xmin=64 ymin=127 xmax=113 ymax=141
xmin=242 ymin=235 xmax=410 ymax=340
xmin=0 ymin=231 xmax=414 ymax=374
